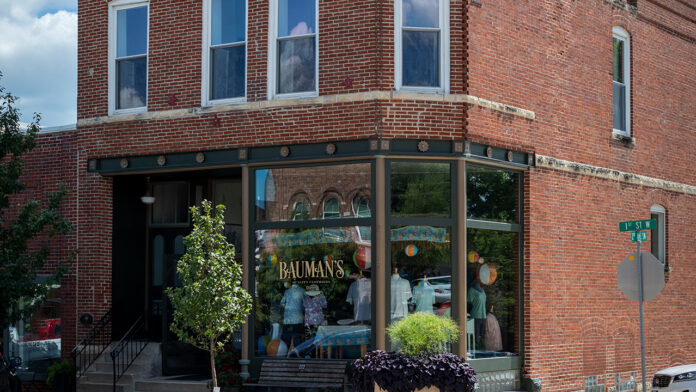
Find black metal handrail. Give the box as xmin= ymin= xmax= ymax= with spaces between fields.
xmin=71 ymin=308 xmax=113 ymax=379
xmin=110 ymin=315 xmax=147 ymax=392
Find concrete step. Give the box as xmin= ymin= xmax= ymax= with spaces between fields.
xmin=77 ymin=381 xmax=126 ymax=392
xmin=94 ymin=361 xmax=150 ymax=374
xmin=83 ymin=372 xmax=134 ymax=384
xmin=135 ymin=378 xmax=209 ymax=392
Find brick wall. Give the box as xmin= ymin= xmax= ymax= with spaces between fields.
xmin=26 ymin=0 xmax=692 ymax=390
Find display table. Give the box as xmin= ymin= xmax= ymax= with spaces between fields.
xmin=314 ymin=325 xmax=370 ymax=358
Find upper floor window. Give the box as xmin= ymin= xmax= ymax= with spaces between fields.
xmin=203 ymin=0 xmax=246 ymax=105
xmin=613 ymin=27 xmax=630 ymax=136
xmin=650 ymin=205 xmax=666 ymax=265
xmin=109 ymin=1 xmax=149 ymax=114
xmin=269 ymin=0 xmax=318 ymax=99
xmin=291 ymin=198 xmax=310 ymax=221
xmin=322 ymin=197 xmax=340 ymax=219
xmin=395 ymin=0 xmax=449 ymax=93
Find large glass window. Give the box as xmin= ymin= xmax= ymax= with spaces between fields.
xmin=112 ymin=3 xmax=148 ymax=112
xmin=253 ymin=163 xmax=373 ymax=360
xmin=396 ymin=0 xmax=448 ymax=91
xmin=466 ymin=229 xmax=518 ymax=358
xmin=390 ymin=226 xmax=452 ymax=320
xmin=466 ymin=164 xmax=521 ymax=360
xmin=206 ymin=0 xmax=246 ymax=102
xmin=255 ymin=163 xmax=371 ymax=222
xmin=467 ymin=165 xmax=518 ymax=223
xmin=271 ymin=0 xmax=317 ymax=97
xmin=613 ymin=27 xmax=630 ymax=136
xmin=391 ymin=162 xmax=450 ymax=218
xmin=4 ymin=286 xmax=62 ymax=381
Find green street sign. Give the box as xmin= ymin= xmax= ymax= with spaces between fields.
xmin=631 ymin=231 xmax=648 ymax=242
xmin=619 ymin=219 xmax=657 ymax=232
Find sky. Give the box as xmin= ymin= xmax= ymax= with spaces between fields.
xmin=0 ymin=0 xmax=77 ymax=128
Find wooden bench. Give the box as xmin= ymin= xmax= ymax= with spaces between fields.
xmin=245 ymin=358 xmax=347 ymax=391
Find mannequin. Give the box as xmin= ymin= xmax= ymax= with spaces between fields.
xmin=347 ymin=272 xmax=371 ymax=321
xmin=467 ymin=281 xmax=487 ymax=345
xmin=281 ymin=283 xmax=305 ymax=345
xmin=303 ymin=284 xmax=327 ymax=326
xmin=412 ymin=276 xmax=435 ymax=313
xmin=390 ymin=268 xmax=411 ymax=321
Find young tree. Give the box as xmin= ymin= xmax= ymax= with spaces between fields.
xmin=0 ymin=74 xmax=73 ymax=331
xmin=166 ymin=200 xmax=252 ymax=390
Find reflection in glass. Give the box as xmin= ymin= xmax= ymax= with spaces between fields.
xmin=212 ymin=45 xmax=245 ymax=100
xmin=391 ymin=162 xmax=450 ymax=218
xmin=278 ymin=0 xmax=315 ymax=37
xmin=323 ymin=198 xmax=340 ymax=219
xmin=278 ymin=38 xmax=315 ymax=94
xmin=467 ymin=165 xmax=518 ymax=223
xmin=211 ymin=0 xmax=245 ymax=45
xmin=7 ymin=287 xmax=62 ymax=381
xmin=117 ymin=6 xmax=147 ymax=57
xmin=402 ymin=0 xmax=439 ymax=27
xmin=390 ymin=226 xmax=451 ymax=351
xmin=402 ymin=31 xmax=439 ymax=87
xmin=254 ymin=227 xmax=371 ymax=359
xmin=255 ymin=163 xmax=371 ymax=222
xmin=117 ymin=57 xmax=147 ymax=109
xmin=466 ymin=229 xmax=518 ymax=358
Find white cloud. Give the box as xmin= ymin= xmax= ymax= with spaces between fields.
xmin=0 ymin=1 xmax=77 ymax=127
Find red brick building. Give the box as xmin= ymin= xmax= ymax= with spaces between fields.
xmin=4 ymin=0 xmax=696 ymax=391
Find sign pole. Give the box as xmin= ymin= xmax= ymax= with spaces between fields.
xmin=636 ymin=231 xmax=647 ymax=392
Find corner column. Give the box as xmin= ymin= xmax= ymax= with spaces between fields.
xmin=240 ymin=164 xmax=250 ymax=378
xmin=456 ymin=159 xmax=467 ymax=357
xmin=375 ymin=156 xmax=386 ymax=350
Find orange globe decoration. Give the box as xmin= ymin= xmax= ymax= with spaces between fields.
xmin=477 ymin=263 xmax=498 ymax=285
xmin=405 ymin=244 xmax=418 ymax=257
xmin=353 ymin=246 xmax=372 ymax=270
xmin=266 ymin=339 xmax=288 ymax=357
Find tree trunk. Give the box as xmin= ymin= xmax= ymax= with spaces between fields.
xmin=210 ymin=338 xmax=218 ymax=388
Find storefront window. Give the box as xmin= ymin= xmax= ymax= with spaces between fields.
xmin=255 ymin=163 xmax=371 ymax=222
xmin=4 ymin=286 xmax=62 ymax=381
xmin=391 ymin=162 xmax=450 ymax=218
xmin=467 ymin=165 xmax=518 ymax=223
xmin=390 ymin=226 xmax=452 ymax=321
xmin=254 ymin=227 xmax=371 ymax=359
xmin=466 ymin=229 xmax=518 ymax=358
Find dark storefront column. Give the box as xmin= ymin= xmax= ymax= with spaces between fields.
xmin=375 ymin=156 xmax=386 ymax=350
xmin=456 ymin=159 xmax=467 ymax=357
xmin=241 ymin=165 xmax=250 ymax=377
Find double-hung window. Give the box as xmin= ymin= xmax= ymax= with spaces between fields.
xmin=395 ymin=0 xmax=449 ymax=92
xmin=269 ymin=0 xmax=318 ymax=98
xmin=613 ymin=27 xmax=630 ymax=136
xmin=204 ymin=0 xmax=246 ymax=104
xmin=109 ymin=1 xmax=148 ymax=114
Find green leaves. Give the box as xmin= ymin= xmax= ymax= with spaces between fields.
xmin=165 ymin=200 xmax=252 ymax=386
xmin=0 ymin=76 xmax=72 ymax=331
xmin=387 ymin=312 xmax=459 ymax=357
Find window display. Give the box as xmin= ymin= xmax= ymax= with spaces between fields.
xmin=4 ymin=286 xmax=61 ymax=381
xmin=467 ymin=165 xmax=518 ymax=223
xmin=391 ymin=162 xmax=450 ymax=218
xmin=466 ymin=229 xmax=518 ymax=358
xmin=254 ymin=227 xmax=371 ymax=359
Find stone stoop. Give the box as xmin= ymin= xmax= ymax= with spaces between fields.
xmin=134 ymin=378 xmax=210 ymax=392
xmin=77 ymin=343 xmax=161 ymax=392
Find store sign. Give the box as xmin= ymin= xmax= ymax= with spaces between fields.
xmin=279 ymin=259 xmax=346 ymax=280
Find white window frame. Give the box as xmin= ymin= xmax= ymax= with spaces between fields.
xmin=322 ymin=197 xmax=340 ymax=219
xmin=650 ymin=205 xmax=666 ymax=265
xmin=612 ymin=26 xmax=631 ymax=137
xmin=268 ymin=0 xmax=319 ymax=100
xmin=394 ymin=0 xmax=450 ymax=94
xmin=108 ymin=0 xmax=149 ymax=116
xmin=202 ymin=0 xmax=248 ymax=106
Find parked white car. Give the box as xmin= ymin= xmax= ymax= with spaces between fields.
xmin=652 ymin=364 xmax=696 ymax=391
